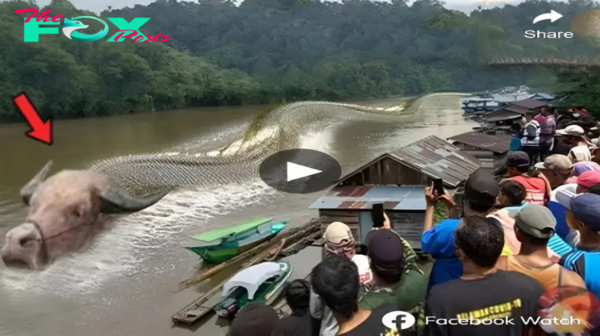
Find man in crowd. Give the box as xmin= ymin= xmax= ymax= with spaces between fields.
xmin=556 ymin=192 xmax=600 ymax=299
xmin=550 ymin=133 xmax=572 ymax=156
xmin=359 ymin=229 xmax=427 ymax=313
xmin=569 ymin=106 xmax=597 ymax=132
xmin=535 ymin=154 xmax=574 ymax=189
xmin=495 ymin=179 xmax=527 ymax=214
xmin=421 ymin=169 xmax=510 ymax=290
xmin=229 ymin=303 xmax=279 ymax=336
xmin=505 ymin=151 xmax=549 ymax=205
xmin=539 ymin=105 xmax=556 ymax=161
xmin=591 ymin=140 xmax=600 ymax=165
xmin=521 ymin=111 xmax=542 ymax=163
xmin=509 ymin=123 xmax=522 ymax=152
xmin=566 ymin=161 xmax=600 ymax=184
xmin=310 ymin=221 xmax=372 ymax=336
xmin=557 ymin=125 xmax=592 ymax=163
xmin=322 ymin=222 xmax=373 ymax=287
xmin=310 ymin=255 xmax=399 ymax=336
xmin=495 ymin=204 xmax=585 ymax=289
xmin=272 ymin=280 xmax=313 ymax=336
xmin=425 ymin=216 xmax=545 ymax=336
xmin=575 ymin=171 xmax=600 ymax=194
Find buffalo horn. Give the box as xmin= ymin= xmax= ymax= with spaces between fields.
xmin=20 ymin=160 xmax=53 ymax=205
xmin=99 ymin=184 xmax=170 ymax=214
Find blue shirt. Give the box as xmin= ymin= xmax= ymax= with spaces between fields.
xmin=421 ymin=219 xmax=462 ymax=291
xmin=548 ymin=200 xmax=571 ymax=239
xmin=560 ymin=248 xmax=600 ymax=299
xmin=510 ymin=135 xmax=522 ymax=152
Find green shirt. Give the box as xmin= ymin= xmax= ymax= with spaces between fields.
xmin=358 ymin=268 xmax=427 ymax=311
xmin=359 ymin=236 xmax=427 ymax=311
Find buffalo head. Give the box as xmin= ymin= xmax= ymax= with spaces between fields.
xmin=1 ymin=161 xmax=169 ymax=270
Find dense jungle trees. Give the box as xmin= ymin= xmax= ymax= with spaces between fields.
xmin=1 ymin=0 xmax=599 ymax=122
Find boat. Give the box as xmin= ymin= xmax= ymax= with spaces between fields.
xmin=215 ymin=261 xmax=293 ymax=318
xmin=186 ymin=218 xmax=289 ymax=264
xmin=460 ymin=93 xmax=500 ymax=114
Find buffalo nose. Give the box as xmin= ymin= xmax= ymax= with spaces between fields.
xmin=1 ymin=252 xmax=30 ymax=269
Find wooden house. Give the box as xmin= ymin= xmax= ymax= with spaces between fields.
xmin=447 ymin=132 xmax=511 ymax=173
xmin=484 ymin=98 xmax=548 ymax=130
xmin=309 ymin=135 xmax=481 ymax=249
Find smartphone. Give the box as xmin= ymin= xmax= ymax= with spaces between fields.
xmin=433 ymin=178 xmax=444 ymax=196
xmin=372 ymin=203 xmax=384 ymax=228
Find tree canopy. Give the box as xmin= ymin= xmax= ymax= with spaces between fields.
xmin=1 ymin=0 xmax=599 ymax=122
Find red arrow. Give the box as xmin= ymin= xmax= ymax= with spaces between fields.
xmin=12 ymin=92 xmax=53 ymax=145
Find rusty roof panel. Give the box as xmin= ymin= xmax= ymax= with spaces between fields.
xmin=388 ymin=135 xmax=481 ymax=187
xmin=309 ymin=186 xmax=426 ymax=210
xmin=448 ymin=132 xmax=512 ymax=154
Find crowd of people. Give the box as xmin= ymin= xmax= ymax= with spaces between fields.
xmin=226 ymin=105 xmax=600 ymax=336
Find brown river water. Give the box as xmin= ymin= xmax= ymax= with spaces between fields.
xmin=0 ymin=94 xmax=476 ymax=336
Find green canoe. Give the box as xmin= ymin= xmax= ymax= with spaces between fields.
xmin=186 ymin=218 xmax=289 ymax=264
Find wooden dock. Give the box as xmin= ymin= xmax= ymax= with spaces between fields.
xmin=171 ymin=220 xmax=321 ymax=327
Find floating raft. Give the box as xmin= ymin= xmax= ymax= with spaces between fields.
xmin=172 ymin=219 xmax=321 ymax=326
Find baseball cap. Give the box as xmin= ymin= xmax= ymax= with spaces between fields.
xmin=570 ymin=193 xmax=600 ymax=231
xmin=577 ymin=171 xmax=600 ymax=189
xmin=229 ymin=303 xmax=279 ymax=336
xmin=553 ymin=184 xmax=577 ymax=210
xmin=366 ymin=230 xmax=404 ymax=271
xmin=324 ymin=222 xmax=353 ymax=244
xmin=506 ymin=151 xmax=530 ymax=168
xmin=557 ymin=125 xmax=585 ymax=137
xmin=464 ymin=168 xmax=500 ymax=207
xmin=514 ymin=204 xmax=556 ymax=239
xmin=534 ymin=154 xmax=574 ymax=175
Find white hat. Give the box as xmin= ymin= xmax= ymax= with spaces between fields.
xmin=551 ymin=183 xmax=577 ymax=210
xmin=556 ymin=125 xmax=585 ymax=137
xmin=324 ymin=222 xmax=353 ymax=244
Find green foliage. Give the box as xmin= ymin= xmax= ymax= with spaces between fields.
xmin=556 ymin=70 xmax=600 ymax=117
xmin=2 ymin=0 xmax=600 ymax=122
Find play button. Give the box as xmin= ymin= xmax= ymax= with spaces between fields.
xmin=259 ymin=149 xmax=342 ymax=194
xmin=287 ymin=162 xmax=322 ymax=182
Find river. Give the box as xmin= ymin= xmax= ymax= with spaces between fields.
xmin=0 ymin=94 xmax=476 ymax=336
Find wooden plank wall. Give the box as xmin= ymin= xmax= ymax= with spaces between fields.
xmin=319 ymin=210 xmax=360 ymax=240
xmin=390 ymin=212 xmax=425 ymax=249
xmin=356 ymin=157 xmax=430 ymax=186
xmin=319 ymin=209 xmax=425 ymax=250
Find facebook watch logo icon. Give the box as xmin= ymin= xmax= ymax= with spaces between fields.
xmin=382 ymin=311 xmax=416 ymax=330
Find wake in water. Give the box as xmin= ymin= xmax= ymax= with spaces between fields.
xmin=0 ymin=95 xmax=455 ymax=295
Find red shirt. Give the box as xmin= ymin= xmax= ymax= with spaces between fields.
xmin=509 ymin=175 xmax=549 ymax=205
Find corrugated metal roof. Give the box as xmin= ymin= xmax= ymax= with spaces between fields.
xmin=309 ymin=186 xmax=426 ymax=210
xmin=388 ymin=135 xmax=481 ymax=187
xmin=447 ymin=132 xmax=512 ymax=154
xmin=485 ymin=109 xmax=522 ymax=122
xmin=505 ymin=105 xmax=529 ymax=114
xmin=511 ymin=98 xmax=547 ymax=110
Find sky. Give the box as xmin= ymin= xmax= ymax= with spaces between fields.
xmin=27 ymin=0 xmax=521 ymax=14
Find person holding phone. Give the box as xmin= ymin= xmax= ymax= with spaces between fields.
xmin=421 ymin=169 xmax=503 ymax=291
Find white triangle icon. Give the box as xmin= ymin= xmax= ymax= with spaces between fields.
xmin=287 ymin=162 xmax=322 ymax=182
